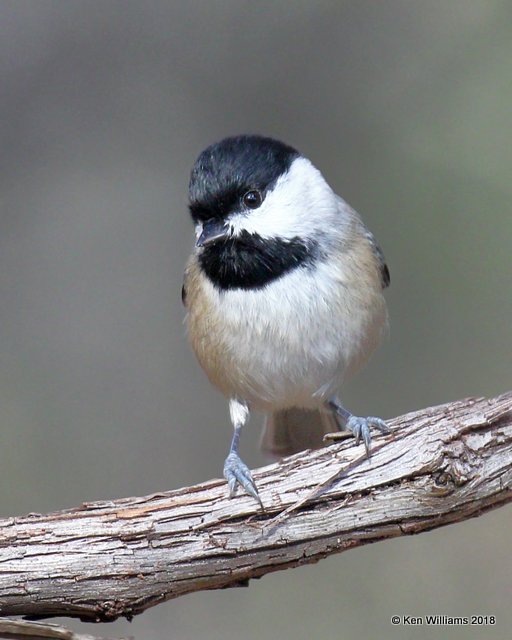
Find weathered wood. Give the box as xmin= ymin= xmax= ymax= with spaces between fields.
xmin=0 ymin=393 xmax=510 ymax=624
xmin=0 ymin=616 xmax=129 ymax=640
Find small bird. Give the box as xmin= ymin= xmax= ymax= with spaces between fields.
xmin=183 ymin=135 xmax=390 ymax=504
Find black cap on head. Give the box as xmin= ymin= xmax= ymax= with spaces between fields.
xmin=188 ymin=135 xmax=299 ymax=222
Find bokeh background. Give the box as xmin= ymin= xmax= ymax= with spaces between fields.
xmin=0 ymin=1 xmax=510 ymax=639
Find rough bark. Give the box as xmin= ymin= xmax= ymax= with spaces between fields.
xmin=0 ymin=393 xmax=510 ymax=624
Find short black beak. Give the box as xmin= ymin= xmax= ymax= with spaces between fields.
xmin=196 ymin=219 xmax=230 ymax=247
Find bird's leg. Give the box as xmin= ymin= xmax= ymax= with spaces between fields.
xmin=326 ymin=396 xmax=389 ymax=456
xmin=223 ymin=398 xmax=262 ymax=506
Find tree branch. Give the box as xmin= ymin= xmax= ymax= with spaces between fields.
xmin=0 ymin=617 xmax=131 ymax=640
xmin=0 ymin=393 xmax=511 ymax=624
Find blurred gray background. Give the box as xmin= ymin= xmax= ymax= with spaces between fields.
xmin=0 ymin=1 xmax=510 ymax=639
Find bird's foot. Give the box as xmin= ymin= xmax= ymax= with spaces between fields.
xmin=326 ymin=408 xmax=389 ymax=456
xmin=345 ymin=415 xmax=389 ymax=455
xmin=223 ymin=452 xmax=263 ymax=507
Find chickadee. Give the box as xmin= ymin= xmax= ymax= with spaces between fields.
xmin=183 ymin=135 xmax=390 ymax=504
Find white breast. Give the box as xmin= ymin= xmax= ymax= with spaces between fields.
xmin=197 ymin=255 xmax=386 ymax=411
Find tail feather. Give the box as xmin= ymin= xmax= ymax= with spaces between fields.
xmin=260 ymin=407 xmax=338 ymax=457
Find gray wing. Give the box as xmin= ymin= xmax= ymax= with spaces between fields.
xmin=336 ymin=196 xmax=390 ymax=289
xmin=365 ymin=228 xmax=390 ymax=289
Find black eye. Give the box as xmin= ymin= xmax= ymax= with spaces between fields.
xmin=242 ymin=189 xmax=263 ymax=209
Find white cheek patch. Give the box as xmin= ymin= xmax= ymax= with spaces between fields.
xmin=229 ymin=157 xmax=337 ymax=240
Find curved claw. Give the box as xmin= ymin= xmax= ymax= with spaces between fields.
xmin=223 ymin=452 xmax=263 ymax=507
xmin=345 ymin=415 xmax=389 ymax=456
xmin=367 ymin=416 xmax=390 ymax=434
